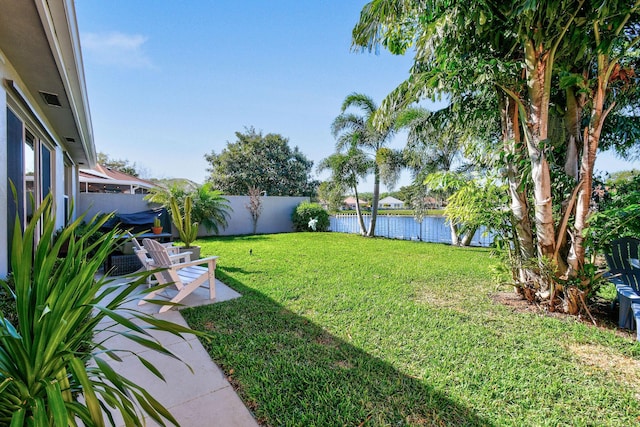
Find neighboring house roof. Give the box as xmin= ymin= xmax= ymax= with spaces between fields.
xmin=424 ymin=197 xmax=438 ymax=205
xmin=343 ymin=196 xmax=367 ymax=205
xmin=378 ymin=196 xmax=404 ymax=205
xmin=0 ymin=0 xmax=95 ymax=167
xmin=79 ymin=165 xmax=156 ymax=193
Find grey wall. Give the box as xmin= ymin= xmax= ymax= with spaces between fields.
xmin=220 ymin=196 xmax=308 ymax=236
xmin=78 ymin=193 xmax=309 ymax=236
xmin=78 ymin=193 xmax=154 ymax=220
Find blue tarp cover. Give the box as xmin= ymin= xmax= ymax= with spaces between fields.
xmin=102 ymin=208 xmax=169 ymax=230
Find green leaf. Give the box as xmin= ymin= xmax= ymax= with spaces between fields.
xmin=10 ymin=407 xmax=25 ymax=427
xmin=138 ymin=356 xmax=166 ymax=381
xmin=69 ymin=357 xmax=104 ymax=427
xmin=44 ymin=381 xmax=68 ymax=426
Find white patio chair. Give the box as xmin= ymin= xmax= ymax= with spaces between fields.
xmin=130 ymin=233 xmax=191 ymax=271
xmin=139 ymin=238 xmax=218 ymax=313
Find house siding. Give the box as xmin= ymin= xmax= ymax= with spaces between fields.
xmin=0 ymin=85 xmax=7 ymax=275
xmin=0 ymin=47 xmax=87 ymax=277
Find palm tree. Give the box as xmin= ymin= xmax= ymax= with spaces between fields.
xmin=331 ymin=93 xmax=399 ymax=237
xmin=397 ymin=106 xmax=464 ymax=179
xmin=145 ymin=183 xmax=231 ymax=235
xmin=318 ymin=149 xmax=372 ymax=235
xmin=191 ymin=183 xmax=231 ymax=234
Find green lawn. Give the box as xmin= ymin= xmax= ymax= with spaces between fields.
xmin=183 ymin=233 xmax=640 ymax=426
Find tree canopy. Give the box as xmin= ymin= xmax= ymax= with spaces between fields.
xmin=96 ymin=152 xmax=141 ymax=177
xmin=205 ymin=127 xmax=318 ymax=196
xmin=329 ymin=93 xmax=402 ymax=236
xmin=353 ymin=0 xmax=640 ymax=313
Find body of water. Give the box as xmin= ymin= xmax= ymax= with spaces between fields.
xmin=329 ymin=214 xmax=494 ymax=247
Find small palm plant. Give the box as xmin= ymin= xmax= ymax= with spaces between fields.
xmin=145 ymin=183 xmax=231 ymax=235
xmin=0 ymin=192 xmax=203 ymax=426
xmin=170 ymin=195 xmax=198 ymax=248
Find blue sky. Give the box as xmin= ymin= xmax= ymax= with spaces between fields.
xmin=75 ymin=1 xmax=638 ymax=190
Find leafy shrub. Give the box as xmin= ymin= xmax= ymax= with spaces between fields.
xmin=0 ymin=275 xmax=16 ymax=326
xmin=53 ymin=219 xmax=106 ymax=258
xmin=586 ymin=172 xmax=640 ymax=254
xmin=0 ymin=194 xmax=203 ymax=425
xmin=292 ymin=202 xmax=330 ymax=232
xmin=145 ymin=182 xmax=231 ymax=234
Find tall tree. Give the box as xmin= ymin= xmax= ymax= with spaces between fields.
xmin=354 ymin=0 xmax=536 ymax=279
xmin=318 ymin=148 xmax=372 ymax=235
xmin=352 ymin=0 xmax=640 ymax=311
xmin=331 ymin=93 xmax=400 ymax=236
xmin=561 ymin=1 xmax=640 ymax=274
xmin=397 ymin=106 xmax=467 ymax=178
xmin=205 ymin=127 xmax=319 ymax=196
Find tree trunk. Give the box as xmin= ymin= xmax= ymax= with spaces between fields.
xmin=449 ymin=221 xmax=460 ymax=246
xmin=567 ymin=57 xmax=612 ymax=274
xmin=460 ymin=226 xmax=478 ymax=247
xmin=523 ymin=41 xmax=556 ymax=264
xmin=499 ymin=91 xmax=535 ymax=273
xmin=352 ymin=183 xmax=367 ymax=235
xmin=367 ymin=164 xmax=381 ymax=237
xmin=564 ymin=87 xmax=583 ymax=181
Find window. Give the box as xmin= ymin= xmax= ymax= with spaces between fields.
xmin=6 ymin=109 xmax=55 ymax=228
xmin=25 ymin=130 xmax=35 ymax=222
xmin=64 ymin=156 xmax=73 ymax=224
xmin=40 ymin=143 xmax=52 ymax=200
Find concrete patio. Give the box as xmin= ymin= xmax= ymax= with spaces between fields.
xmin=96 ymin=277 xmax=259 ymax=426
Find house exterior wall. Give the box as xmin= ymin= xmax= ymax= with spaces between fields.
xmin=0 ymin=1 xmax=95 ymax=278
xmin=0 ymin=58 xmax=89 ymax=275
xmin=1 ymin=52 xmax=62 ymax=276
xmin=0 ymin=76 xmax=7 ymax=275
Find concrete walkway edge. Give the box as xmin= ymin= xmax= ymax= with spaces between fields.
xmin=97 ymin=278 xmax=259 ymax=427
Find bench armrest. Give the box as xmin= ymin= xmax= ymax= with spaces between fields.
xmin=172 ymin=256 xmax=219 ymax=270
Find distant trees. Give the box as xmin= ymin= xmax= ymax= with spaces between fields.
xmin=586 ymin=170 xmax=640 ymax=253
xmin=96 ymin=152 xmax=141 ymax=177
xmin=205 ymin=127 xmax=319 ymax=196
xmin=317 ymin=181 xmax=346 ymax=212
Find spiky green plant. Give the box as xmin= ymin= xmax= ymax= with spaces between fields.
xmin=0 ymin=192 xmax=204 ymax=426
xmin=145 ymin=183 xmax=231 ymax=235
xmin=170 ymin=195 xmax=198 ymax=248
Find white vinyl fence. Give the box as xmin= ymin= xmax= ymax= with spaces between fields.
xmin=330 ymin=214 xmax=495 ymax=247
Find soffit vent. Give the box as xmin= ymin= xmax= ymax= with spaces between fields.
xmin=39 ymin=91 xmax=62 ymax=107
xmin=65 ymin=137 xmax=75 ymax=143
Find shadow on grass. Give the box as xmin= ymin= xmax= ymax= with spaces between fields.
xmin=219 ymin=266 xmax=256 ymax=274
xmin=183 ymin=272 xmax=493 ymax=426
xmin=199 ymin=235 xmax=272 ymax=243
